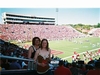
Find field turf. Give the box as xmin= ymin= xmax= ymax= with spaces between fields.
xmin=15 ymin=37 xmax=100 ymax=62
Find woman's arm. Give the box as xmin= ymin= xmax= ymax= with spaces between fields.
xmin=28 ymin=46 xmax=34 ymax=59
xmin=49 ymin=49 xmax=51 ymax=63
xmin=33 ymin=50 xmax=39 ymax=63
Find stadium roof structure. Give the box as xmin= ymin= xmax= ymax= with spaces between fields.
xmin=2 ymin=12 xmax=55 ymax=25
xmin=3 ymin=12 xmax=55 ymax=19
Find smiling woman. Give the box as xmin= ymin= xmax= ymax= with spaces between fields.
xmin=34 ymin=38 xmax=53 ymax=75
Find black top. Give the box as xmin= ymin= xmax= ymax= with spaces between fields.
xmin=31 ymin=46 xmax=39 ymax=59
xmin=31 ymin=51 xmax=36 ymax=59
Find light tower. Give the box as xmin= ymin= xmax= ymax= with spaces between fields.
xmin=56 ymin=8 xmax=58 ymax=25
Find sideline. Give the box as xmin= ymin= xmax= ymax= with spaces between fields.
xmin=61 ymin=48 xmax=100 ymax=60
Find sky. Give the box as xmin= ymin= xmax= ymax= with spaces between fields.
xmin=0 ymin=8 xmax=100 ymax=25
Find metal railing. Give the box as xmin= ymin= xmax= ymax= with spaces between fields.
xmin=0 ymin=54 xmax=35 ymax=70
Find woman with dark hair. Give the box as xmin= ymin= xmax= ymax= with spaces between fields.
xmin=28 ymin=37 xmax=41 ymax=59
xmin=34 ymin=39 xmax=53 ymax=75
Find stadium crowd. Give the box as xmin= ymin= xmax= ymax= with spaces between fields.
xmin=0 ymin=39 xmax=28 ymax=58
xmin=88 ymin=28 xmax=100 ymax=37
xmin=0 ymin=24 xmax=85 ymax=42
xmin=92 ymin=28 xmax=100 ymax=37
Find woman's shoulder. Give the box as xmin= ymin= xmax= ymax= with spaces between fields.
xmin=48 ymin=48 xmax=51 ymax=53
xmin=48 ymin=48 xmax=51 ymax=51
xmin=49 ymin=48 xmax=51 ymax=50
xmin=37 ymin=48 xmax=41 ymax=50
xmin=28 ymin=46 xmax=35 ymax=53
xmin=29 ymin=45 xmax=33 ymax=48
xmin=29 ymin=45 xmax=35 ymax=50
xmin=36 ymin=48 xmax=41 ymax=52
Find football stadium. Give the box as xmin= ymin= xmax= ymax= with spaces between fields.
xmin=0 ymin=9 xmax=100 ymax=75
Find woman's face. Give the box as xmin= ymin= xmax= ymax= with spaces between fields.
xmin=35 ymin=39 xmax=40 ymax=45
xmin=42 ymin=40 xmax=47 ymax=48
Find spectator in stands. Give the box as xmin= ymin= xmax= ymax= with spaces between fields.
xmin=34 ymin=39 xmax=53 ymax=75
xmin=51 ymin=54 xmax=54 ymax=59
xmin=28 ymin=37 xmax=41 ymax=59
xmin=18 ymin=60 xmax=27 ymax=69
xmin=9 ymin=59 xmax=21 ymax=70
xmin=86 ymin=61 xmax=100 ymax=75
xmin=54 ymin=60 xmax=72 ymax=75
xmin=78 ymin=64 xmax=86 ymax=75
xmin=1 ymin=59 xmax=10 ymax=70
xmin=70 ymin=62 xmax=79 ymax=75
xmin=66 ymin=63 xmax=72 ymax=69
xmin=0 ymin=59 xmax=2 ymax=71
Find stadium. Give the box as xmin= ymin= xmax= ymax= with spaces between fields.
xmin=0 ymin=10 xmax=100 ymax=75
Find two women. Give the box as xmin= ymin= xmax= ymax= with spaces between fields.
xmin=28 ymin=37 xmax=52 ymax=75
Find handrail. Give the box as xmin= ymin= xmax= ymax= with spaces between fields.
xmin=0 ymin=55 xmax=33 ymax=61
xmin=0 ymin=54 xmax=35 ymax=70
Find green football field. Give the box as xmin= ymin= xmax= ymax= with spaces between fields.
xmin=16 ymin=37 xmax=100 ymax=62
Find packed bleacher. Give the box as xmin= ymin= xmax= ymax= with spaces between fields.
xmin=0 ymin=39 xmax=29 ymax=72
xmin=0 ymin=39 xmax=28 ymax=58
xmin=92 ymin=28 xmax=100 ymax=37
xmin=88 ymin=28 xmax=100 ymax=37
xmin=0 ymin=24 xmax=85 ymax=42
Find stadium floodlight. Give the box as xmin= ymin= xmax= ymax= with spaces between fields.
xmin=56 ymin=8 xmax=58 ymax=25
